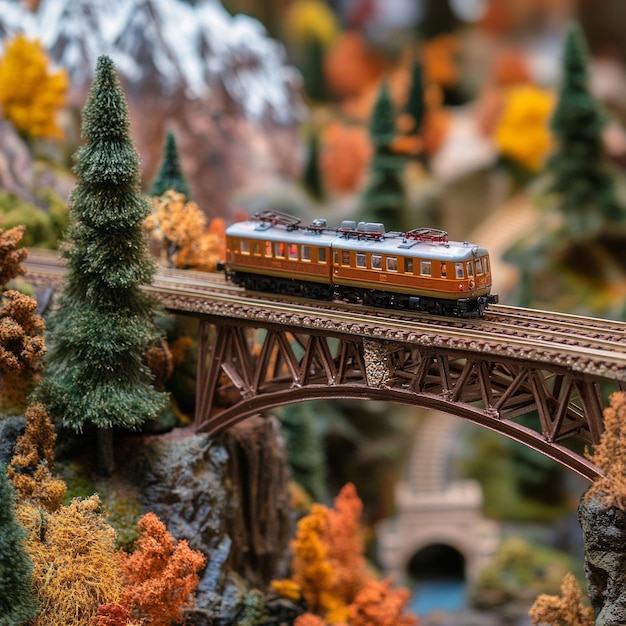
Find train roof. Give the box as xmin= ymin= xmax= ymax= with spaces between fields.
xmin=226 ymin=218 xmax=490 ymax=261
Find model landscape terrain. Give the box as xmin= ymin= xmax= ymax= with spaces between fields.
xmin=1 ymin=1 xmax=626 ymax=625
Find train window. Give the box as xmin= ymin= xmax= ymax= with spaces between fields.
xmin=302 ymin=246 xmax=311 ymax=261
xmin=318 ymin=248 xmax=327 ymax=263
xmin=420 ymin=260 xmax=431 ymax=276
xmin=455 ymin=263 xmax=464 ymax=279
xmin=265 ymin=241 xmax=272 ymax=256
xmin=405 ymin=258 xmax=413 ymax=273
xmin=356 ymin=253 xmax=367 ymax=268
xmin=288 ymin=244 xmax=298 ymax=260
xmin=387 ymin=257 xmax=398 ymax=272
xmin=475 ymin=258 xmax=483 ymax=274
xmin=240 ymin=239 xmax=250 ymax=254
xmin=441 ymin=263 xmax=447 ymax=278
xmin=483 ymin=257 xmax=489 ymax=272
xmin=342 ymin=251 xmax=350 ymax=266
xmin=372 ymin=255 xmax=382 ymax=270
xmin=252 ymin=241 xmax=262 ymax=255
xmin=467 ymin=261 xmax=474 ymax=277
xmin=275 ymin=242 xmax=286 ymax=258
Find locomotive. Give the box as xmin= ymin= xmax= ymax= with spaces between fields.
xmin=224 ymin=210 xmax=498 ymax=317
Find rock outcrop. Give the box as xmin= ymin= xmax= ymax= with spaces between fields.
xmin=118 ymin=414 xmax=292 ymax=623
xmin=578 ymin=493 xmax=626 ymax=625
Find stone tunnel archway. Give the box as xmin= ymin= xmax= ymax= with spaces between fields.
xmin=408 ymin=542 xmax=467 ymax=582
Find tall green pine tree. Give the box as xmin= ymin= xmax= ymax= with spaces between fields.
xmin=0 ymin=465 xmax=39 ymax=626
xmin=149 ymin=130 xmax=190 ymax=198
xmin=39 ymin=57 xmax=167 ymax=456
xmin=547 ymin=23 xmax=625 ymax=236
xmin=360 ymin=81 xmax=406 ymax=231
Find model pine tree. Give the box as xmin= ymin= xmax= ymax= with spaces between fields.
xmin=360 ymin=81 xmax=406 ymax=231
xmin=0 ymin=465 xmax=39 ymax=626
xmin=38 ymin=56 xmax=167 ymax=436
xmin=149 ymin=131 xmax=190 ymax=198
xmin=547 ymin=23 xmax=625 ymax=236
xmin=403 ymin=61 xmax=426 ymax=136
xmin=303 ymin=129 xmax=324 ymax=201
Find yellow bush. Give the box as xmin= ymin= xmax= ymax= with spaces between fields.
xmin=16 ymin=496 xmax=124 ymax=626
xmin=0 ymin=34 xmax=68 ymax=140
xmin=284 ymin=0 xmax=338 ymax=47
xmin=494 ymin=85 xmax=554 ymax=172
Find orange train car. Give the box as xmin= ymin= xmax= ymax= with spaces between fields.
xmin=224 ymin=210 xmax=498 ymax=317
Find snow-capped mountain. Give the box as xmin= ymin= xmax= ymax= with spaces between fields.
xmin=1 ymin=0 xmax=304 ymax=124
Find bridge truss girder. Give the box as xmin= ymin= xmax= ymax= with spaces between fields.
xmin=195 ymin=319 xmax=620 ymax=480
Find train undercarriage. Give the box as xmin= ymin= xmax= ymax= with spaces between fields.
xmin=228 ymin=271 xmax=498 ymax=318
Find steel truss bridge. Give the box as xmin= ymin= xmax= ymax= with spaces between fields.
xmin=25 ymin=253 xmax=626 ymax=480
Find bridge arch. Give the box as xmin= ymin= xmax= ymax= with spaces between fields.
xmin=194 ymin=320 xmax=618 ymax=481
xmin=196 ymin=384 xmax=601 ymax=480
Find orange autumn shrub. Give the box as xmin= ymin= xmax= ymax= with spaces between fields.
xmin=145 ymin=190 xmax=207 ymax=266
xmin=350 ymin=579 xmax=417 ymax=626
xmin=273 ymin=484 xmax=417 ymax=625
xmin=325 ymin=483 xmax=368 ymax=603
xmin=528 ymin=572 xmax=594 ymax=626
xmin=92 ymin=603 xmax=141 ymax=626
xmin=145 ymin=191 xmax=225 ymax=271
xmin=324 ymin=31 xmax=389 ymax=99
xmin=421 ymin=108 xmax=451 ymax=158
xmin=586 ymin=391 xmax=626 ymax=510
xmin=120 ymin=512 xmax=206 ymax=626
xmin=7 ymin=402 xmax=66 ymax=511
xmin=272 ymin=503 xmax=334 ymax=613
xmin=16 ymin=495 xmax=124 ymax=626
xmin=321 ymin=122 xmax=372 ymax=193
xmin=423 ymin=35 xmax=459 ymax=88
xmin=492 ymin=48 xmax=532 ymax=87
xmin=295 ymin=613 xmax=328 ymax=626
xmin=0 ymin=225 xmax=28 ymax=286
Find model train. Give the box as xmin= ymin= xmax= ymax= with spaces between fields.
xmin=223 ymin=210 xmax=498 ymax=317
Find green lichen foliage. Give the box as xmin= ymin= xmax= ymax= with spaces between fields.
xmin=0 ymin=465 xmax=39 ymax=626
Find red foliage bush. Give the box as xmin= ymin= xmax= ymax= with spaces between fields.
xmin=119 ymin=512 xmax=206 ymax=626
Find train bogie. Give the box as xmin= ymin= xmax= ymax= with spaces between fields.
xmin=224 ymin=211 xmax=498 ymax=317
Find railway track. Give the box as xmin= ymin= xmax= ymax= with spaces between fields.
xmin=23 ymin=250 xmax=626 ymax=382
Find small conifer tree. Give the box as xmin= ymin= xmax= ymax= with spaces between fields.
xmin=302 ymin=129 xmax=324 ymax=201
xmin=0 ymin=465 xmax=39 ymax=626
xmin=281 ymin=403 xmax=327 ymax=503
xmin=38 ymin=56 xmax=167 ymax=471
xmin=149 ymin=131 xmax=190 ymax=198
xmin=360 ymin=81 xmax=406 ymax=231
xmin=404 ymin=61 xmax=426 ymax=136
xmin=302 ymin=36 xmax=327 ymax=102
xmin=547 ymin=23 xmax=625 ymax=236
